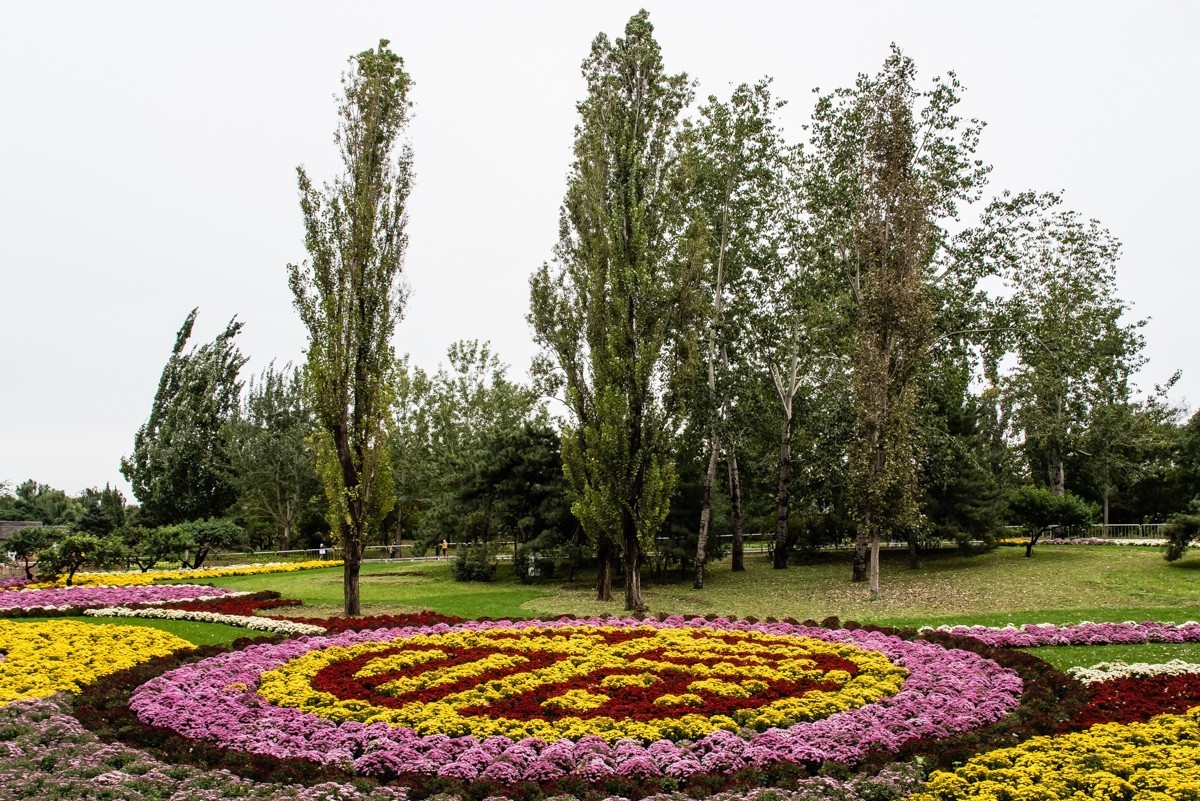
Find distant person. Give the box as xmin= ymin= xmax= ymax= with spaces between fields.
xmin=440 ymin=538 xmax=449 ymax=559
xmin=319 ymin=543 xmax=327 ymax=560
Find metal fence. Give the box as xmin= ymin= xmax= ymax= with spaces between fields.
xmin=1003 ymin=523 xmax=1170 ymax=541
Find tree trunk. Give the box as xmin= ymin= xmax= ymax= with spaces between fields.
xmin=773 ymin=416 xmax=792 ymax=569
xmin=727 ymin=447 xmax=745 ymax=573
xmin=343 ymin=539 xmax=362 ymax=615
xmin=596 ymin=537 xmax=613 ymax=602
xmin=1050 ymin=457 xmax=1066 ymax=497
xmin=852 ymin=528 xmax=869 ymax=582
xmin=1103 ymin=488 xmax=1110 ymax=527
xmin=1025 ymin=527 xmax=1047 ymax=557
xmin=907 ymin=532 xmax=919 ymax=570
xmin=623 ymin=525 xmax=645 ymax=612
xmin=868 ymin=532 xmax=881 ymax=599
xmin=694 ymin=432 xmax=722 ymax=589
xmin=624 ymin=532 xmax=643 ymax=613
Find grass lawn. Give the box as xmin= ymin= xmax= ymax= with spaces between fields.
xmin=202 ymin=544 xmax=1200 ymax=625
xmin=12 ymin=544 xmax=1200 ymax=665
xmin=203 ymin=560 xmax=550 ymax=620
xmin=4 ymin=615 xmax=254 ymax=646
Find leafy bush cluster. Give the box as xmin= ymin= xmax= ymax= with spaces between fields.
xmin=452 ymin=543 xmax=499 ymax=582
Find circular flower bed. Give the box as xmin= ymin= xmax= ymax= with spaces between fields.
xmin=10 ymin=604 xmax=1197 ymax=800
xmin=129 ymin=616 xmax=1023 ymax=783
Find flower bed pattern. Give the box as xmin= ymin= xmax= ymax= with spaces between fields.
xmin=0 ymin=695 xmax=926 ymax=801
xmin=166 ymin=592 xmax=304 ymax=617
xmin=1064 ymin=671 xmax=1200 ymax=731
xmin=0 ymin=619 xmax=191 ymax=703
xmin=0 ymin=696 xmax=410 ymax=800
xmin=0 ymin=583 xmax=243 ymax=616
xmin=914 ymin=707 xmax=1200 ymax=800
xmin=924 ymin=619 xmax=1200 ymax=647
xmin=129 ymin=616 xmax=1022 ymax=783
xmin=24 ymin=559 xmax=342 ymax=588
xmin=6 ymin=604 xmax=1200 ymax=800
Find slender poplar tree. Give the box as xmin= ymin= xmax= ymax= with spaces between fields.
xmin=689 ymin=80 xmax=788 ymax=585
xmin=529 ymin=11 xmax=701 ymax=611
xmin=288 ymin=40 xmax=412 ymax=615
xmin=807 ymin=47 xmax=988 ymax=596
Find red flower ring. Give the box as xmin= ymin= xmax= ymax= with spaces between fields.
xmin=307 ymin=629 xmax=865 ymax=725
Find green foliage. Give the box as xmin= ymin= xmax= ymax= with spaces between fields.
xmin=76 ymin=484 xmax=126 ymax=536
xmin=37 ymin=531 xmax=126 ymax=585
xmin=449 ymin=420 xmax=575 ymax=553
xmin=178 ymin=518 xmax=246 ymax=569
xmin=513 ymin=543 xmax=563 ymax=585
xmin=452 ymin=542 xmax=498 ymax=582
xmin=223 ymin=363 xmax=324 ymax=550
xmin=919 ymin=390 xmax=1011 ymax=550
xmin=0 ymin=484 xmax=38 ymax=521
xmin=7 ymin=526 xmax=49 ymax=579
xmin=529 ymin=11 xmax=702 ymax=610
xmin=3 ymin=481 xmax=84 ymax=525
xmin=968 ymin=191 xmax=1148 ymax=496
xmin=120 ymin=524 xmax=194 ymax=572
xmin=1163 ymin=513 xmax=1200 ymax=562
xmin=121 ymin=309 xmax=246 ymax=525
xmin=400 ymin=342 xmax=541 ymax=548
xmin=807 ymin=46 xmax=988 ymax=590
xmin=1009 ymin=486 xmax=1095 ymax=539
xmin=688 ymin=77 xmax=796 ymax=580
xmin=287 ymin=40 xmax=412 ymax=614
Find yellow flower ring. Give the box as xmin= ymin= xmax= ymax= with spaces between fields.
xmin=256 ymin=625 xmax=904 ymax=742
xmin=129 ymin=617 xmax=1024 ymax=781
xmin=0 ymin=619 xmax=192 ymax=704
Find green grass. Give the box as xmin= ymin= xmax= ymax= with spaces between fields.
xmin=10 ymin=544 xmax=1200 ymax=669
xmin=199 ymin=545 xmax=1200 ymax=627
xmin=1017 ymin=642 xmax=1200 ymax=671
xmin=520 ymin=546 xmax=1200 ymax=624
xmin=4 ymin=615 xmax=253 ymax=645
xmin=203 ymin=560 xmax=550 ymax=619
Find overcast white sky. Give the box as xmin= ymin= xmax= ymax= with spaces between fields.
xmin=2 ymin=1 xmax=1197 ymax=498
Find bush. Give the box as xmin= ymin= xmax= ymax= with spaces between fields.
xmin=452 ymin=542 xmax=498 ymax=582
xmin=1163 ymin=513 xmax=1200 ymax=562
xmin=513 ymin=545 xmax=559 ymax=584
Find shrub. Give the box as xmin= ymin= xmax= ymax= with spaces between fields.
xmin=1163 ymin=513 xmax=1200 ymax=562
xmin=452 ymin=542 xmax=498 ymax=582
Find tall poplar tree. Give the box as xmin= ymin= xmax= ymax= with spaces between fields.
xmin=807 ymin=47 xmax=988 ymax=595
xmin=288 ymin=40 xmax=412 ymax=615
xmin=689 ymin=79 xmax=789 ymax=585
xmin=529 ymin=11 xmax=700 ymax=611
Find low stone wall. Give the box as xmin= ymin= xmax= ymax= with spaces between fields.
xmin=0 ymin=520 xmax=41 ymax=544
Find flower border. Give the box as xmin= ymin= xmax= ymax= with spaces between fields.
xmin=83 ymin=605 xmax=327 ymax=636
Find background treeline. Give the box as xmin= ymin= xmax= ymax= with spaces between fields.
xmin=6 ymin=16 xmax=1198 ymax=594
